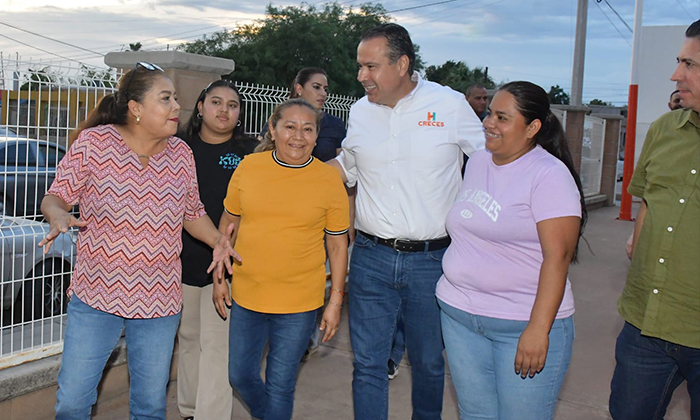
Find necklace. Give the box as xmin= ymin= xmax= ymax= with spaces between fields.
xmin=137 ymin=154 xmax=149 ymax=159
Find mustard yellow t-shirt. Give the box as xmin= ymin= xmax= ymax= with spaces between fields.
xmin=223 ymin=150 xmax=350 ymax=313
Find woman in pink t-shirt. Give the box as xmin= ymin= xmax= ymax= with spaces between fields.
xmin=436 ymin=81 xmax=587 ymax=420
xmin=39 ymin=63 xmax=239 ymax=419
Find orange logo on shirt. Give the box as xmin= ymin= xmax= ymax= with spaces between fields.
xmin=418 ymin=111 xmax=445 ymax=127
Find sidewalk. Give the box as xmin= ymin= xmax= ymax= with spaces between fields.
xmin=92 ymin=205 xmax=692 ymax=420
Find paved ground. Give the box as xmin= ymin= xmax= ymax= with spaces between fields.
xmin=92 ymin=204 xmax=693 ymax=420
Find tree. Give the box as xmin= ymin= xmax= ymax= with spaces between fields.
xmin=128 ymin=42 xmax=142 ymax=52
xmin=548 ymin=85 xmax=570 ymax=105
xmin=588 ymin=98 xmax=610 ymax=106
xmin=178 ymin=2 xmax=423 ymax=97
xmin=423 ymin=60 xmax=495 ymax=93
xmin=20 ymin=66 xmax=56 ymax=90
xmin=78 ymin=65 xmax=117 ymax=88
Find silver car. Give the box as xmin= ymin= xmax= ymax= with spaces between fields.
xmin=0 ymin=127 xmax=20 ymax=138
xmin=1 ymin=215 xmax=75 ymax=324
xmin=0 ymin=136 xmax=67 ymax=219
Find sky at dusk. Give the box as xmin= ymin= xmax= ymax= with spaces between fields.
xmin=0 ymin=0 xmax=697 ymax=105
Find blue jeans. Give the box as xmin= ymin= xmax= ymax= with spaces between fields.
xmin=439 ymin=299 xmax=574 ymax=420
xmin=349 ymin=233 xmax=446 ymax=420
xmin=228 ymin=299 xmax=316 ymax=420
xmin=390 ymin=315 xmax=406 ymax=365
xmin=609 ymin=322 xmax=700 ymax=420
xmin=56 ymin=294 xmax=180 ymax=420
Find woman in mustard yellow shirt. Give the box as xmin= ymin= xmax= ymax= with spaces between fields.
xmin=215 ymin=98 xmax=349 ymax=420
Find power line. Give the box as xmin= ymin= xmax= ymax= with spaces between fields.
xmin=9 ymin=19 xmax=254 ymax=63
xmin=593 ymin=1 xmax=632 ymax=46
xmin=0 ymin=33 xmax=90 ymax=65
xmin=398 ymin=0 xmax=485 ymax=26
xmin=595 ymin=0 xmax=632 ymax=33
xmin=0 ymin=20 xmax=105 ymax=57
xmin=674 ymin=0 xmax=695 ymax=19
xmin=403 ymin=0 xmax=509 ymax=28
xmin=388 ymin=0 xmax=459 ymax=13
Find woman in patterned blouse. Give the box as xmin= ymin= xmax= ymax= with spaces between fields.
xmin=39 ymin=62 xmax=239 ymax=419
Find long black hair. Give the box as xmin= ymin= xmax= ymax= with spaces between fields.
xmin=180 ymin=79 xmax=247 ymax=144
xmin=499 ymin=81 xmax=588 ymax=262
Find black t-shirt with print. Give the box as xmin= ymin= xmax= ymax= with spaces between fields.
xmin=181 ymin=133 xmax=259 ymax=287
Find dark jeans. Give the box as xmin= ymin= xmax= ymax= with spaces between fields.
xmin=390 ymin=315 xmax=406 ymax=365
xmin=349 ymin=233 xmax=446 ymax=420
xmin=228 ymin=300 xmax=316 ymax=420
xmin=610 ymin=322 xmax=700 ymax=420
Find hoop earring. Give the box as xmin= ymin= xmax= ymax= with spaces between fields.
xmin=197 ymin=112 xmax=202 ymax=120
xmin=237 ymin=120 xmax=241 ymax=127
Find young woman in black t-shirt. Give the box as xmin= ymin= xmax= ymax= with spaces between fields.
xmin=176 ymin=80 xmax=258 ymax=420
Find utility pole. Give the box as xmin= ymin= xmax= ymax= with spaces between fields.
xmin=571 ymin=0 xmax=588 ymax=106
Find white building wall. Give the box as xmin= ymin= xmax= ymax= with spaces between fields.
xmin=635 ymin=25 xmax=686 ymax=162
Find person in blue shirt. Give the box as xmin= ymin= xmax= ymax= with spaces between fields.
xmin=259 ymin=67 xmax=346 ymax=162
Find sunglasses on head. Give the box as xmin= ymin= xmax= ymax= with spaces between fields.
xmin=124 ymin=61 xmax=164 ymax=100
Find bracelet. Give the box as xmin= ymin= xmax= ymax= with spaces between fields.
xmin=331 ymin=288 xmax=345 ymax=297
xmin=328 ymin=301 xmax=343 ymax=309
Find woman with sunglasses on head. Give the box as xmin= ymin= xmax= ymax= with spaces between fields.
xmin=39 ymin=62 xmax=239 ymax=419
xmin=176 ymin=79 xmax=258 ymax=420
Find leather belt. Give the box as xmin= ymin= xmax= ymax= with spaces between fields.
xmin=357 ymin=230 xmax=451 ymax=253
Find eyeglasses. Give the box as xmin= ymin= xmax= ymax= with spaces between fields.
xmin=124 ymin=61 xmax=164 ymax=100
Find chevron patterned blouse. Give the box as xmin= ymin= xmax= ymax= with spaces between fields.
xmin=47 ymin=124 xmax=206 ymax=318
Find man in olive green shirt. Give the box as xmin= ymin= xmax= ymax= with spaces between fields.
xmin=609 ymin=19 xmax=700 ymax=420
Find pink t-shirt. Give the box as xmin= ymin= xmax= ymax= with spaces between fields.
xmin=47 ymin=124 xmax=206 ymax=318
xmin=436 ymin=146 xmax=581 ymax=321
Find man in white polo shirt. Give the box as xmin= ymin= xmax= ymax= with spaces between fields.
xmin=330 ymin=23 xmax=485 ymax=420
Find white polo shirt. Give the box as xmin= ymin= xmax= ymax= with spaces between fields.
xmin=336 ymin=75 xmax=485 ymax=241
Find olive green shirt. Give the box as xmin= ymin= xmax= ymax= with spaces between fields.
xmin=620 ymin=109 xmax=700 ymax=349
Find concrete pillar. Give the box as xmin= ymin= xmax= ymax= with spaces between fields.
xmin=104 ymin=51 xmax=235 ymax=123
xmin=556 ymin=105 xmax=590 ymax=175
xmin=596 ymin=114 xmax=623 ymax=206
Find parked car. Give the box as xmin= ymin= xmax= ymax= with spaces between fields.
xmin=0 ymin=214 xmax=75 ymax=324
xmin=0 ymin=137 xmax=67 ymax=219
xmin=0 ymin=127 xmax=20 ymax=137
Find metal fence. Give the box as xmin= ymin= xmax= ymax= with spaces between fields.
xmin=581 ymin=115 xmax=606 ymax=197
xmin=551 ymin=108 xmax=606 ymax=198
xmin=236 ymin=82 xmax=357 ymax=134
xmin=0 ymin=58 xmax=357 ymax=369
xmin=1 ymin=60 xmax=118 ymax=368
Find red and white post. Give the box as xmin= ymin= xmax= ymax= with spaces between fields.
xmin=619 ymin=0 xmax=644 ymax=221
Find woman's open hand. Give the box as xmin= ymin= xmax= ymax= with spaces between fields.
xmin=38 ymin=210 xmax=86 ymax=253
xmin=207 ymin=223 xmax=242 ymax=280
